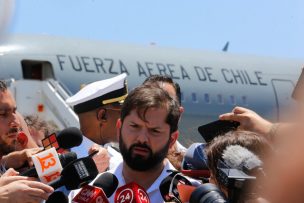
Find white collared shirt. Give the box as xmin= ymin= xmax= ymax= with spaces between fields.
xmin=107 ymin=159 xmax=176 ymax=203
xmin=104 ymin=143 xmax=123 ymax=169
xmin=69 ymin=159 xmax=175 ymax=203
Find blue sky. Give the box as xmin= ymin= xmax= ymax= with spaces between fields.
xmin=5 ymin=0 xmax=304 ymax=59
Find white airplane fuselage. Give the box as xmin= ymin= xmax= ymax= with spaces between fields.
xmin=0 ymin=35 xmax=303 ymax=145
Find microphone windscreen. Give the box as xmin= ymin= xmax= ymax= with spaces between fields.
xmin=222 ymin=145 xmax=262 ymax=170
xmin=56 ymin=127 xmax=83 ymax=149
xmin=61 ymin=156 xmax=98 ymax=190
xmin=93 ymin=172 xmax=119 ymax=198
xmin=46 ymin=191 xmax=68 ymax=203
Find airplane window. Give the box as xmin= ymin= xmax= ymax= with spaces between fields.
xmin=217 ymin=94 xmax=224 ymax=104
xmin=242 ymin=95 xmax=248 ymax=106
xmin=181 ymin=92 xmax=185 ymax=102
xmin=192 ymin=93 xmax=198 ymax=103
xmin=204 ymin=93 xmax=211 ymax=104
xmin=230 ymin=95 xmax=236 ymax=105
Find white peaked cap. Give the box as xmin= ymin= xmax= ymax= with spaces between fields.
xmin=66 ymin=73 xmax=128 ymax=114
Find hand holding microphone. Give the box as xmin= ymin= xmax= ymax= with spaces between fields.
xmin=1 ymin=127 xmax=83 ymax=171
xmin=20 ymin=127 xmax=83 ymax=180
xmin=0 ymin=177 xmax=54 ymax=203
xmin=0 ymin=168 xmax=54 ymax=203
xmin=1 ymin=147 xmax=42 ymax=170
xmin=88 ymin=144 xmax=110 ymax=173
xmin=50 ymin=156 xmax=98 ymax=190
xmin=20 ymin=151 xmax=77 ymax=178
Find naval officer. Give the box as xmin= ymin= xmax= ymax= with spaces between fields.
xmin=66 ymin=73 xmax=128 ymax=170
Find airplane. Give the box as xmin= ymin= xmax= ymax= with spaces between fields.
xmin=0 ymin=34 xmax=303 ymax=146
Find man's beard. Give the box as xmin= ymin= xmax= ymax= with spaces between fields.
xmin=119 ymin=130 xmax=171 ymax=171
xmin=0 ymin=127 xmax=23 ymax=155
xmin=0 ymin=137 xmax=18 ymax=155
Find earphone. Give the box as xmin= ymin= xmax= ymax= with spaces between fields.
xmin=97 ymin=108 xmax=107 ymax=121
xmin=101 ymin=111 xmax=107 ymax=120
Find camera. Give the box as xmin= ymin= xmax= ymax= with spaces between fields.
xmin=190 ymin=183 xmax=227 ymax=203
xmin=217 ymin=160 xmax=256 ymax=203
xmin=190 ymin=160 xmax=257 ymax=203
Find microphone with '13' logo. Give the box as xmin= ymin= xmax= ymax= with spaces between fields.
xmin=31 ymin=147 xmax=63 ymax=184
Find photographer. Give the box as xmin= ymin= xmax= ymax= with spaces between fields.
xmin=204 ymin=130 xmax=273 ymax=203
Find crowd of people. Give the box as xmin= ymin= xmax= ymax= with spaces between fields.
xmin=0 ymin=72 xmax=304 ymax=203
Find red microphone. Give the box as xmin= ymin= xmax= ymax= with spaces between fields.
xmin=72 ymin=184 xmax=109 ymax=203
xmin=114 ymin=182 xmax=150 ymax=203
xmin=72 ymin=172 xmax=118 ymax=203
xmin=17 ymin=131 xmax=28 ymax=148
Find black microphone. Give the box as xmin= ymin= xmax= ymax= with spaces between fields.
xmin=46 ymin=191 xmax=68 ymax=203
xmin=42 ymin=127 xmax=83 ymax=152
xmin=56 ymin=127 xmax=83 ymax=149
xmin=50 ymin=156 xmax=98 ymax=190
xmin=159 ymin=171 xmax=192 ymax=202
xmin=93 ymin=172 xmax=119 ymax=197
xmin=72 ymin=172 xmax=119 ymax=203
xmin=20 ymin=152 xmax=77 ymax=177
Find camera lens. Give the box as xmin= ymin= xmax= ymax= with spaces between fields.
xmin=190 ymin=183 xmax=227 ymax=203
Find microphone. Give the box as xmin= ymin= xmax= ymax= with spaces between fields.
xmin=50 ymin=156 xmax=98 ymax=190
xmin=29 ymin=147 xmax=64 ymax=184
xmin=114 ymin=182 xmax=150 ymax=203
xmin=46 ymin=191 xmax=68 ymax=203
xmin=93 ymin=172 xmax=119 ymax=197
xmin=42 ymin=127 xmax=83 ymax=152
xmin=222 ymin=145 xmax=263 ymax=175
xmin=17 ymin=131 xmax=28 ymax=148
xmin=72 ymin=172 xmax=118 ymax=203
xmin=181 ymin=143 xmax=210 ymax=179
xmin=56 ymin=127 xmax=83 ymax=149
xmin=20 ymin=151 xmax=77 ymax=177
xmin=159 ymin=172 xmax=192 ymax=202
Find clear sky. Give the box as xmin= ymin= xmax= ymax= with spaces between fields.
xmin=5 ymin=0 xmax=304 ymax=59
